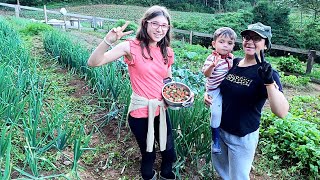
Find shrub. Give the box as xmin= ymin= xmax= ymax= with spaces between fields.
xmin=277 ymin=56 xmax=305 ymax=74
xmin=309 ymin=68 xmax=320 ymax=79
xmin=20 ymin=22 xmax=53 ymax=36
xmin=114 ymin=19 xmax=138 ymax=33
xmin=280 ymin=74 xmax=310 ymax=88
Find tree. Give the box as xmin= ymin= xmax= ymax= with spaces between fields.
xmin=288 ymin=0 xmax=320 ymax=20
xmin=252 ymin=1 xmax=292 ymax=46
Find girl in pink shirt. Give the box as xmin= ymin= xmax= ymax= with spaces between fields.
xmin=88 ymin=6 xmax=176 ymax=180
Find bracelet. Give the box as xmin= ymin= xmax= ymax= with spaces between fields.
xmin=103 ymin=37 xmax=113 ymax=48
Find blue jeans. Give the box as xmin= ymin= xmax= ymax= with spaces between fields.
xmin=208 ymin=88 xmax=222 ymax=128
xmin=212 ymin=128 xmax=259 ymax=180
xmin=128 ymin=111 xmax=176 ymax=180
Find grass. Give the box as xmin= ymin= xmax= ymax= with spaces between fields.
xmin=0 ymin=17 xmax=106 ymax=178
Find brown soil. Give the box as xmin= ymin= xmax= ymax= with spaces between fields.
xmin=284 ymin=83 xmax=320 ymax=98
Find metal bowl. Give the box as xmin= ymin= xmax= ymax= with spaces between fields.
xmin=162 ymin=82 xmax=192 ymax=110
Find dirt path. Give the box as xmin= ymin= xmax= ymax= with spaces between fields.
xmin=285 ymin=83 xmax=320 ymax=99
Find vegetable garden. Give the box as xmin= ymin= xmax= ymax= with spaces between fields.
xmin=0 ymin=3 xmax=319 ymax=180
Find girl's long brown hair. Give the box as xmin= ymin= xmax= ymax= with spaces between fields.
xmin=136 ymin=6 xmax=172 ymax=64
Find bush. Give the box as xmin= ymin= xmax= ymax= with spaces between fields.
xmin=20 ymin=22 xmax=53 ymax=36
xmin=277 ymin=56 xmax=305 ymax=74
xmin=309 ymin=68 xmax=320 ymax=79
xmin=280 ymin=74 xmax=310 ymax=88
xmin=114 ymin=19 xmax=138 ymax=33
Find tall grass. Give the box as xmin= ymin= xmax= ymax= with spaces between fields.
xmin=169 ymin=92 xmax=212 ymax=177
xmin=0 ymin=126 xmax=12 ymax=180
xmin=43 ymin=30 xmax=131 ymax=124
xmin=0 ymin=17 xmax=84 ymax=178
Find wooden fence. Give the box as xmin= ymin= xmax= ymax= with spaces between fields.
xmin=0 ymin=3 xmax=118 ymax=28
xmin=0 ymin=2 xmax=319 ymax=74
xmin=173 ymin=29 xmax=319 ymax=75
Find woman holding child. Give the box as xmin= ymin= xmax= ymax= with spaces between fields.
xmin=205 ymin=22 xmax=289 ymax=180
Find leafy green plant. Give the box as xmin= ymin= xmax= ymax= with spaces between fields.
xmin=289 ymin=96 xmax=320 ymax=126
xmin=20 ymin=22 xmax=53 ymax=36
xmin=1 ymin=17 xmax=98 ymax=179
xmin=169 ymin=94 xmax=212 ymax=178
xmin=308 ymin=63 xmax=320 ymax=79
xmin=0 ymin=127 xmax=12 ymax=180
xmin=114 ymin=19 xmax=138 ymax=33
xmin=172 ymin=41 xmax=211 ymax=73
xmin=70 ymin=125 xmax=94 ymax=178
xmin=278 ymin=56 xmax=305 ymax=74
xmin=259 ymin=95 xmax=320 ymax=178
xmin=280 ymin=73 xmax=310 ymax=88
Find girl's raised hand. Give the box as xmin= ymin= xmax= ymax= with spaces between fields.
xmin=105 ymin=21 xmax=134 ymax=44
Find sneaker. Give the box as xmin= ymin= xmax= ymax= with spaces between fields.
xmin=159 ymin=171 xmax=176 ymax=180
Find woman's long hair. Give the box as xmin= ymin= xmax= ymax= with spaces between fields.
xmin=136 ymin=6 xmax=172 ymax=64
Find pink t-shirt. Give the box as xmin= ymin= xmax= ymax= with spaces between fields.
xmin=124 ymin=39 xmax=174 ymax=118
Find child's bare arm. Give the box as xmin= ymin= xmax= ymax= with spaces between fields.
xmin=203 ymin=62 xmax=217 ymax=77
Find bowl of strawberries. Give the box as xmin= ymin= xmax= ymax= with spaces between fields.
xmin=162 ymin=82 xmax=192 ymax=110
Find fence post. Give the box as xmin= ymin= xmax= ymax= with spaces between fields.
xmin=78 ymin=18 xmax=81 ymax=31
xmin=92 ymin=17 xmax=97 ymax=29
xmin=189 ymin=31 xmax=193 ymax=44
xmin=63 ymin=15 xmax=66 ymax=30
xmin=44 ymin=5 xmax=48 ymax=23
xmin=306 ymin=50 xmax=316 ymax=74
xmin=15 ymin=5 xmax=20 ymax=17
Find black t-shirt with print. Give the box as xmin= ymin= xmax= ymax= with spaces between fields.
xmin=219 ymin=58 xmax=283 ymax=137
